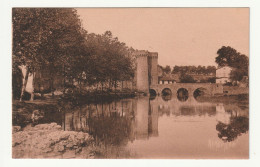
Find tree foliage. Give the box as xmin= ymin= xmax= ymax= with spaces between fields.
xmin=215 ymin=46 xmax=249 ymax=82
xmin=12 ymin=8 xmax=135 ymax=100
xmin=179 ymin=73 xmax=196 ymax=83
xmin=162 ymin=65 xmax=171 ymax=75
xmin=172 ymin=65 xmax=216 ymax=75
xmin=84 ymin=31 xmax=134 ymax=87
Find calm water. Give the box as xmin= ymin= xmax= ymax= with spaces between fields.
xmin=60 ymin=96 xmax=249 ymax=159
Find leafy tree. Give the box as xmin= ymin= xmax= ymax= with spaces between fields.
xmin=13 ymin=8 xmax=135 ymax=100
xmin=13 ymin=8 xmax=87 ymax=100
xmin=163 ymin=65 xmax=171 ymax=75
xmin=83 ymin=31 xmax=134 ymax=92
xmin=179 ymin=73 xmax=196 ymax=83
xmin=172 ymin=65 xmax=216 ymax=75
xmin=215 ymin=46 xmax=249 ymax=82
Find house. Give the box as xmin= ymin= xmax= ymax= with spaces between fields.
xmin=158 ymin=74 xmax=179 ymax=84
xmin=216 ymin=66 xmax=233 ymax=84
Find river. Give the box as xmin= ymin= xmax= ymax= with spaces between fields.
xmin=56 ymin=95 xmax=249 ymax=159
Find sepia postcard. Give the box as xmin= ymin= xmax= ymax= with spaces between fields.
xmin=2 ymin=0 xmax=260 ymax=166
xmin=11 ymin=7 xmax=250 ymax=159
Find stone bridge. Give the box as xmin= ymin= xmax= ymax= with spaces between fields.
xmin=150 ymin=83 xmax=223 ymax=97
xmin=134 ymin=51 xmax=223 ymax=97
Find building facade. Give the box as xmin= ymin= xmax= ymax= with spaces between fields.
xmin=216 ymin=66 xmax=233 ymax=84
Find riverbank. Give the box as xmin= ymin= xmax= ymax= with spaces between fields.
xmin=12 ymin=122 xmax=136 ymax=159
xmin=13 ymin=90 xmax=138 ymax=127
xmin=12 ymin=123 xmax=95 ymax=158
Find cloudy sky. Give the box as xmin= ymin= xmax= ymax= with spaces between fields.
xmin=76 ymin=8 xmax=249 ymax=67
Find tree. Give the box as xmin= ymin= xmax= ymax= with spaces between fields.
xmin=13 ymin=8 xmax=135 ymax=100
xmin=164 ymin=65 xmax=171 ymax=74
xmin=216 ymin=46 xmax=238 ymax=67
xmin=215 ymin=46 xmax=249 ymax=82
xmin=172 ymin=65 xmax=216 ymax=75
xmin=83 ymin=31 xmax=134 ymax=91
xmin=12 ymin=8 xmax=87 ymax=100
xmin=179 ymin=73 xmax=196 ymax=83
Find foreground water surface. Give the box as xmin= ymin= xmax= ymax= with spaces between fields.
xmin=55 ymin=95 xmax=248 ymax=159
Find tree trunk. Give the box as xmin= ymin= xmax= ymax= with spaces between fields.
xmin=78 ymin=76 xmax=82 ymax=94
xmin=20 ymin=66 xmax=29 ymax=101
xmin=109 ymin=79 xmax=111 ymax=90
xmin=114 ymin=81 xmax=117 ymax=94
xmin=63 ymin=64 xmax=66 ymax=94
xmin=49 ymin=68 xmax=55 ymax=98
xmin=51 ymin=77 xmax=54 ymax=97
xmin=30 ymin=72 xmax=35 ymax=101
xmin=101 ymin=82 xmax=103 ymax=94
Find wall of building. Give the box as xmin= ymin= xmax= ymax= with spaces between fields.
xmin=134 ymin=50 xmax=159 ymax=93
xmin=216 ymin=66 xmax=232 ymax=84
xmin=148 ymin=52 xmax=159 ymax=86
xmin=135 ymin=51 xmax=149 ymax=93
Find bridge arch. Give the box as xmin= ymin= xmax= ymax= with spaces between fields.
xmin=161 ymin=88 xmax=172 ymax=101
xmin=149 ymin=83 xmax=221 ymax=100
xmin=177 ymin=88 xmax=189 ymax=102
xmin=193 ymin=87 xmax=209 ymax=99
xmin=149 ymin=89 xmax=157 ymax=97
xmin=161 ymin=88 xmax=172 ymax=96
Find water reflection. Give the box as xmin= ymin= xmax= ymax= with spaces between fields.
xmin=215 ymin=104 xmax=249 ymax=142
xmin=61 ymin=96 xmax=249 ymax=158
xmin=63 ymin=98 xmax=159 ymax=145
xmin=162 ymin=94 xmax=172 ymax=101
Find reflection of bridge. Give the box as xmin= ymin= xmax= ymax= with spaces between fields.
xmin=150 ymin=83 xmax=223 ymax=96
xmin=62 ymin=96 xmax=248 ymax=146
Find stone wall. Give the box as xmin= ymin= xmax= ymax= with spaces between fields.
xmin=135 ymin=51 xmax=149 ymax=93
xmin=148 ymin=52 xmax=159 ymax=86
xmin=134 ymin=50 xmax=159 ymax=93
xmin=223 ymin=86 xmax=249 ymax=95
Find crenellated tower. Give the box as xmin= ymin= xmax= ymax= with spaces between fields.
xmin=134 ymin=50 xmax=158 ymax=93
xmin=134 ymin=50 xmax=149 ymax=93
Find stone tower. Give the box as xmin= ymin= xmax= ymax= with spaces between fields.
xmin=148 ymin=52 xmax=158 ymax=86
xmin=135 ymin=50 xmax=149 ymax=93
xmin=134 ymin=50 xmax=158 ymax=93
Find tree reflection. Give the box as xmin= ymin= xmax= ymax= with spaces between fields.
xmin=88 ymin=114 xmax=133 ymax=146
xmin=216 ymin=116 xmax=249 ymax=142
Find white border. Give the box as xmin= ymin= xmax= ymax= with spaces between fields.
xmin=1 ymin=0 xmax=260 ymax=167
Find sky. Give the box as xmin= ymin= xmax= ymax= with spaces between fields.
xmin=76 ymin=8 xmax=249 ymax=67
